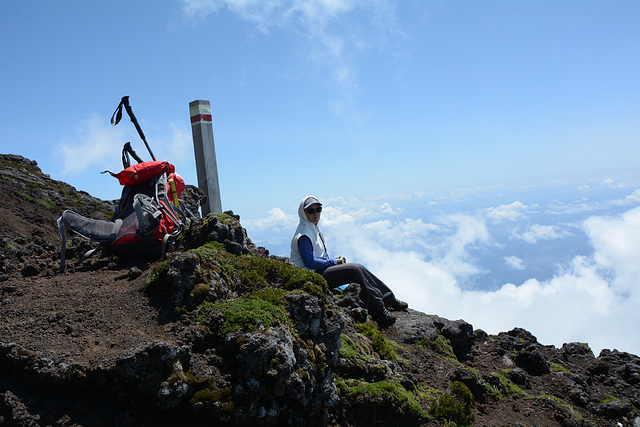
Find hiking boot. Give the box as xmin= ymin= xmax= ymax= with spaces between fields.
xmin=386 ymin=297 xmax=408 ymax=311
xmin=375 ymin=307 xmax=396 ymax=328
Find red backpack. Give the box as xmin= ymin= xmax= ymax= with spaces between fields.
xmin=57 ymin=157 xmax=188 ymax=272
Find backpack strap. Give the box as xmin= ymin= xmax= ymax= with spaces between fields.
xmin=57 ymin=216 xmax=67 ymax=272
xmin=160 ymin=222 xmax=183 ymax=259
xmin=161 ymin=234 xmax=172 ymax=259
xmin=122 ymin=142 xmax=144 ymax=168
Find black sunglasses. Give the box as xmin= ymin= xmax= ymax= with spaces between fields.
xmin=306 ymin=206 xmax=323 ymax=214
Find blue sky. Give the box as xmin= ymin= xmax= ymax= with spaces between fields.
xmin=1 ymin=1 xmax=639 ymax=355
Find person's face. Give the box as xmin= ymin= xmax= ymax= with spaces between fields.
xmin=305 ymin=203 xmax=322 ymax=225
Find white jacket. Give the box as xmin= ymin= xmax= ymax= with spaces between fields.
xmin=290 ymin=195 xmax=328 ymax=270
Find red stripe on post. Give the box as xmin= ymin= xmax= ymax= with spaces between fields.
xmin=190 ymin=114 xmax=212 ymax=124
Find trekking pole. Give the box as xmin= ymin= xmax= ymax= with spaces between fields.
xmin=111 ymin=96 xmax=157 ymax=161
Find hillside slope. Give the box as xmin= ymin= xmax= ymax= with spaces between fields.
xmin=1 ymin=153 xmax=639 ymax=426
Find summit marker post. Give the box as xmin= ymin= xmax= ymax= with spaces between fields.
xmin=189 ymin=100 xmax=222 ymax=216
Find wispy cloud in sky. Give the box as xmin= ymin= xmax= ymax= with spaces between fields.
xmin=57 ymin=114 xmax=125 ymax=175
xmin=511 ymin=224 xmax=572 ymax=244
xmin=483 ymin=201 xmax=529 ymax=223
xmin=504 ymin=255 xmax=525 ymax=270
xmin=181 ymin=0 xmax=401 ymax=116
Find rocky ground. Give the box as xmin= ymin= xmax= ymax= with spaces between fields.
xmin=1 ymin=154 xmax=639 ymax=426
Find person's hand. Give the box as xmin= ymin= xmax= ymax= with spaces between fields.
xmin=336 ymin=256 xmax=347 ymax=264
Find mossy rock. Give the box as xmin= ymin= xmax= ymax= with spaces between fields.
xmin=337 ymin=378 xmax=429 ymax=423
xmin=429 ymin=381 xmax=475 ymax=426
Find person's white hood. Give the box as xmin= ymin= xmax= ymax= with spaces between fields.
xmin=290 ymin=195 xmax=328 ymax=270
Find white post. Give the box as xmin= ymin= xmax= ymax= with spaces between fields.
xmin=189 ymin=100 xmax=222 ymax=215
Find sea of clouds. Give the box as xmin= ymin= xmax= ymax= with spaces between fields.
xmin=244 ymin=178 xmax=640 ymax=357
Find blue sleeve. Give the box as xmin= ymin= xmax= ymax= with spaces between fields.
xmin=298 ymin=235 xmax=337 ymax=271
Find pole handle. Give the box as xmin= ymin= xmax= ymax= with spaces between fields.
xmin=111 ymin=96 xmax=157 ymax=161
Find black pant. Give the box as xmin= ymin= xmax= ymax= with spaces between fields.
xmin=320 ymin=263 xmax=394 ymax=313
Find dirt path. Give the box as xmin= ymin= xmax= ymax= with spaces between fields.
xmin=1 ymin=264 xmax=177 ymax=367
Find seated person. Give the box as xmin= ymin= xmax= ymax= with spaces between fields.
xmin=290 ymin=195 xmax=408 ymax=326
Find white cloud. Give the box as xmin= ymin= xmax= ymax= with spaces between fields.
xmin=546 ymin=186 xmax=640 ymax=215
xmin=160 ymin=122 xmax=193 ymax=164
xmin=325 ymin=210 xmax=491 ymax=285
xmin=244 ymin=207 xmax=297 ymax=233
xmin=583 ymin=206 xmax=640 ymax=295
xmin=511 ymin=224 xmax=572 ymax=244
xmin=610 ymin=188 xmax=640 ymax=206
xmin=483 ymin=201 xmax=528 ymax=223
xmin=182 ymin=0 xmax=357 ymax=81
xmin=360 ymin=218 xmax=437 ymax=251
xmin=181 ymin=0 xmax=402 ymax=118
xmin=545 ymin=198 xmax=603 ymax=215
xmin=242 ymin=207 xmax=299 ymax=252
xmin=184 ymin=0 xmax=353 ymax=32
xmin=504 ymin=255 xmax=525 ymax=270
xmin=56 ymin=113 xmax=126 ymax=175
xmin=381 ymin=202 xmax=400 ymax=215
xmin=181 ymin=0 xmax=224 ymax=20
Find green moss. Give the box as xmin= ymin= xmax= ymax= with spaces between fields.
xmin=196 ymin=290 xmax=292 ymax=337
xmin=191 ymin=385 xmax=233 ymax=407
xmin=337 ymin=332 xmax=382 ymax=365
xmin=602 ymin=394 xmax=622 ymax=403
xmin=13 ymin=189 xmax=33 ymax=202
xmin=295 ymin=368 xmax=310 ymax=381
xmin=419 ymin=334 xmax=456 ymax=359
xmin=339 ymin=334 xmax=359 ymax=360
xmin=485 ymin=371 xmax=525 ymax=401
xmin=39 ymin=199 xmax=55 ymax=209
xmin=337 ymin=379 xmax=428 ymax=419
xmin=413 ymin=384 xmax=440 ymax=405
xmin=302 ymin=281 xmax=326 ymax=298
xmin=213 ymin=212 xmax=238 ymax=226
xmin=429 ymin=381 xmax=475 ymax=426
xmin=12 ymin=186 xmax=59 ymax=210
xmin=580 ymin=342 xmax=593 ymax=354
xmin=528 ymin=395 xmax=584 ymax=422
xmin=146 ymin=239 xmax=326 ymax=297
xmin=144 ymin=259 xmax=172 ymax=290
xmin=251 ymin=287 xmax=286 ymax=305
xmin=551 ymin=362 xmax=571 ymax=374
xmin=190 ymin=282 xmax=211 ymax=301
xmin=356 ymin=321 xmax=402 ymax=362
xmin=190 ymin=241 xmax=327 ymax=295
